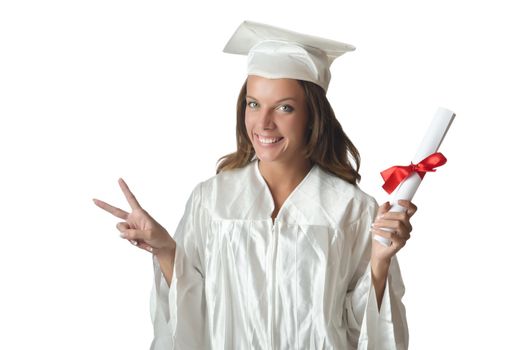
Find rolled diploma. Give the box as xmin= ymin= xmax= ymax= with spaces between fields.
xmin=374 ymin=107 xmax=456 ymax=247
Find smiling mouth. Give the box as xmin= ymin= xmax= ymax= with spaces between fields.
xmin=255 ymin=134 xmax=284 ymax=144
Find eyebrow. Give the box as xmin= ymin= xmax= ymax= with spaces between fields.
xmin=246 ymin=95 xmax=297 ymax=104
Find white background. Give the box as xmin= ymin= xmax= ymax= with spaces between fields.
xmin=1 ymin=0 xmax=526 ymax=349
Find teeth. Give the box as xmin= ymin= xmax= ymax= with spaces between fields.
xmin=257 ymin=135 xmax=282 ymax=144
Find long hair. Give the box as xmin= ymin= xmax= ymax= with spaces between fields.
xmin=216 ymin=79 xmax=361 ymax=185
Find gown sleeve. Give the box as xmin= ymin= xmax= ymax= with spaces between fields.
xmin=149 ymin=183 xmax=210 ymax=350
xmin=343 ymin=199 xmax=409 ymax=350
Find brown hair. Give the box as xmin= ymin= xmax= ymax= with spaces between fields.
xmin=216 ymin=79 xmax=361 ymax=185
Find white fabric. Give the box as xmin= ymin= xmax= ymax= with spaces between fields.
xmin=222 ymin=20 xmax=355 ymax=92
xmin=246 ymin=40 xmax=332 ymax=92
xmin=150 ymin=160 xmax=408 ymax=349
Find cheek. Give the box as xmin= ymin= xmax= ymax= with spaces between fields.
xmin=244 ymin=114 xmax=250 ymax=131
xmin=244 ymin=117 xmax=254 ymax=140
xmin=285 ymin=118 xmax=308 ymax=139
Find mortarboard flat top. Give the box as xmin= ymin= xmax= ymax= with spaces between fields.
xmin=223 ymin=20 xmax=355 ymax=92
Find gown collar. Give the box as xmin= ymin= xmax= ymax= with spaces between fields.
xmin=252 ymin=159 xmax=318 ymax=223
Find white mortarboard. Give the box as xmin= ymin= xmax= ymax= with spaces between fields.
xmin=223 ymin=20 xmax=356 ymax=92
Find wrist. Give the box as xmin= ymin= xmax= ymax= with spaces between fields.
xmin=371 ymin=257 xmax=391 ymax=276
xmin=155 ymin=238 xmax=176 ymax=286
xmin=371 ymin=257 xmax=391 ymax=311
xmin=156 ymin=238 xmax=176 ymax=260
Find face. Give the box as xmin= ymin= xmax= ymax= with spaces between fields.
xmin=245 ymin=75 xmax=309 ymax=166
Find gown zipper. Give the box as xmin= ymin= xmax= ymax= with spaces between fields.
xmin=268 ymin=218 xmax=278 ymax=349
xmin=255 ymin=160 xmax=316 ymax=349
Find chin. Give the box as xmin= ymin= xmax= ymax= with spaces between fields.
xmin=255 ymin=153 xmax=281 ymax=163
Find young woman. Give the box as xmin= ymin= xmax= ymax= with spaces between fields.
xmin=94 ymin=21 xmax=416 ymax=350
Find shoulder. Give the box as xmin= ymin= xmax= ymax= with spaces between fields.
xmin=200 ymin=161 xmax=253 ymax=194
xmin=190 ymin=161 xmax=257 ymax=213
xmin=295 ymin=165 xmax=378 ymax=227
xmin=319 ymin=166 xmax=377 ymax=210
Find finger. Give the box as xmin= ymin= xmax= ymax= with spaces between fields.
xmin=115 ymin=222 xmax=139 ymax=245
xmin=116 ymin=221 xmax=130 ymax=231
xmin=372 ymin=218 xmax=401 ymax=231
xmin=116 ymin=222 xmax=134 ymax=240
xmin=372 ymin=228 xmax=408 ymax=249
xmin=93 ymin=198 xmax=129 ymax=220
xmin=373 ymin=219 xmax=411 ymax=239
xmin=397 ymin=200 xmax=418 ymax=217
xmin=378 ymin=211 xmax=406 ymax=221
xmin=373 ymin=222 xmax=411 ymax=240
xmin=373 ymin=235 xmax=392 ymax=248
xmin=371 ymin=227 xmax=393 ymax=240
xmin=118 ymin=178 xmax=142 ymax=210
xmin=136 ymin=241 xmax=154 ymax=253
xmin=118 ymin=227 xmax=152 ymax=242
xmin=376 ymin=211 xmax=413 ymax=232
xmin=371 ymin=228 xmax=396 ymax=249
xmin=376 ymin=201 xmax=391 ymax=219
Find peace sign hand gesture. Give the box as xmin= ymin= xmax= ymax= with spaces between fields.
xmin=93 ymin=178 xmax=176 ymax=256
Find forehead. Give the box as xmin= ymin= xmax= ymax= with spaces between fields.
xmin=246 ymin=75 xmax=304 ymax=100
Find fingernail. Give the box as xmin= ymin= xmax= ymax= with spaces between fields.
xmin=147 ymin=246 xmax=153 ymax=252
xmin=131 ymin=240 xmax=138 ymax=246
xmin=120 ymin=232 xmax=128 ymax=238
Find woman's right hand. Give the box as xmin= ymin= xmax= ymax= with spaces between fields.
xmin=93 ymin=178 xmax=176 ymax=256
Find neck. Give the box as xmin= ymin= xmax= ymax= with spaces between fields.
xmin=258 ymin=158 xmax=313 ymax=192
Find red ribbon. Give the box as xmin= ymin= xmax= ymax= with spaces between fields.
xmin=380 ymin=152 xmax=447 ymax=194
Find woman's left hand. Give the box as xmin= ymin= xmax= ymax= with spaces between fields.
xmin=370 ymin=200 xmax=418 ymax=264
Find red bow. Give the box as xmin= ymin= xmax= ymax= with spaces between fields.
xmin=380 ymin=152 xmax=447 ymax=194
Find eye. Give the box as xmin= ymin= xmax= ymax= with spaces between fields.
xmin=278 ymin=104 xmax=294 ymax=113
xmin=247 ymin=101 xmax=258 ymax=109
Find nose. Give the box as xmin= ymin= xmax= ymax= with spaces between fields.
xmin=256 ymin=108 xmax=275 ymax=130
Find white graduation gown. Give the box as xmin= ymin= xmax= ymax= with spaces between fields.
xmin=150 ymin=160 xmax=408 ymax=350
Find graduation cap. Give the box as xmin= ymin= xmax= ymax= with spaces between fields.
xmin=223 ymin=20 xmax=356 ymax=92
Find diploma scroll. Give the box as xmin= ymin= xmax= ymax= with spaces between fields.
xmin=374 ymin=107 xmax=456 ymax=247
